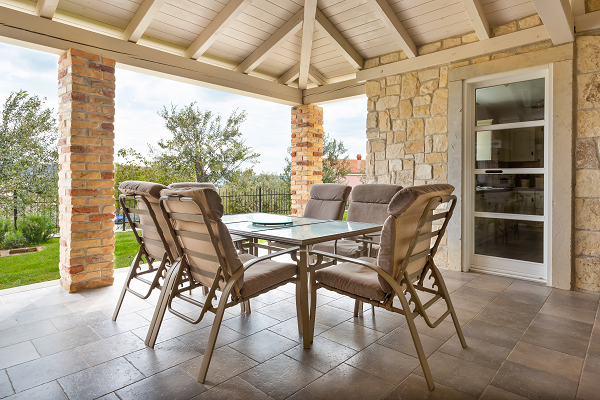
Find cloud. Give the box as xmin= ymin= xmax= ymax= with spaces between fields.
xmin=0 ymin=42 xmax=368 ymax=172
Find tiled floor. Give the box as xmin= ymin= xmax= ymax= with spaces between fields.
xmin=1 ymin=268 xmax=600 ymax=400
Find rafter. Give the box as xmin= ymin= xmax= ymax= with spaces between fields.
xmin=576 ymin=10 xmax=600 ymax=31
xmin=234 ymin=8 xmax=303 ymax=74
xmin=366 ymin=0 xmax=417 ymax=58
xmin=572 ymin=0 xmax=585 ymax=17
xmin=276 ymin=62 xmax=329 ymax=86
xmin=299 ymin=0 xmax=318 ymax=90
xmin=531 ymin=0 xmax=574 ymax=45
xmin=184 ymin=0 xmax=252 ymax=59
xmin=315 ymin=8 xmax=362 ymax=70
xmin=308 ymin=65 xmax=328 ymax=86
xmin=35 ymin=0 xmax=59 ymax=19
xmin=462 ymin=0 xmax=490 ymax=40
xmin=122 ymin=0 xmax=166 ymax=43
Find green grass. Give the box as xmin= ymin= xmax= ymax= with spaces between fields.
xmin=0 ymin=232 xmax=140 ymax=290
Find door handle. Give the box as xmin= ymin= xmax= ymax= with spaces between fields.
xmin=485 ymin=170 xmax=503 ymax=173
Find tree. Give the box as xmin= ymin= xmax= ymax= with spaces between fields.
xmin=0 ymin=90 xmax=58 ymax=228
xmin=284 ymin=132 xmax=351 ymax=185
xmin=155 ymin=103 xmax=259 ymax=184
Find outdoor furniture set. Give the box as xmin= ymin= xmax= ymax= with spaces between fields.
xmin=112 ymin=180 xmax=466 ymax=391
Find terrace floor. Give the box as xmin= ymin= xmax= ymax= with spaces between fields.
xmin=0 ymin=268 xmax=599 ymax=400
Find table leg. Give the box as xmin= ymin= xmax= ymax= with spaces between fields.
xmin=298 ymin=246 xmax=311 ymax=349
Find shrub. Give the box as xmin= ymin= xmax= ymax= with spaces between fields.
xmin=2 ymin=231 xmax=26 ymax=249
xmin=0 ymin=218 xmax=10 ymax=243
xmin=18 ymin=214 xmax=55 ymax=246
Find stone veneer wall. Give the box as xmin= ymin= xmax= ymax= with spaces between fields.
xmin=575 ymin=34 xmax=600 ymax=292
xmin=58 ymin=49 xmax=116 ymax=292
xmin=363 ymin=14 xmax=550 ymax=270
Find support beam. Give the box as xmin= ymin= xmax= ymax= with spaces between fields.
xmin=276 ymin=63 xmax=329 ymax=86
xmin=366 ymin=0 xmax=417 ymax=58
xmin=122 ymin=0 xmax=166 ymax=43
xmin=184 ymin=0 xmax=252 ymax=59
xmin=299 ymin=0 xmax=318 ymax=90
xmin=572 ymin=0 xmax=585 ymax=17
xmin=308 ymin=65 xmax=328 ymax=86
xmin=356 ymin=25 xmax=551 ymax=82
xmin=575 ymin=10 xmax=600 ymax=32
xmin=462 ymin=0 xmax=490 ymax=40
xmin=35 ymin=0 xmax=59 ymax=19
xmin=0 ymin=6 xmax=302 ymax=105
xmin=315 ymin=8 xmax=363 ymax=69
xmin=531 ymin=0 xmax=574 ymax=45
xmin=303 ymin=79 xmax=365 ymax=104
xmin=234 ymin=8 xmax=304 ymax=74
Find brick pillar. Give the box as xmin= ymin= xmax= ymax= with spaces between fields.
xmin=290 ymin=105 xmax=323 ymax=216
xmin=57 ymin=49 xmax=116 ymax=292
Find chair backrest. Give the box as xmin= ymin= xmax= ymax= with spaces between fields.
xmin=118 ymin=181 xmax=177 ymax=262
xmin=346 ymin=184 xmax=403 ymax=224
xmin=377 ymin=184 xmax=456 ymax=294
xmin=159 ymin=186 xmax=244 ymax=292
xmin=303 ymin=183 xmax=351 ymax=220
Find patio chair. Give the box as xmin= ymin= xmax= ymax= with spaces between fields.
xmin=312 ymin=184 xmax=402 ymax=258
xmin=310 ymin=184 xmax=467 ymax=391
xmin=303 ymin=183 xmax=352 ymax=220
xmin=112 ymin=181 xmax=178 ymax=320
xmin=146 ymin=186 xmax=300 ymax=383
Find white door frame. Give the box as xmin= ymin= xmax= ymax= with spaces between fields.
xmin=462 ymin=65 xmax=553 ymax=284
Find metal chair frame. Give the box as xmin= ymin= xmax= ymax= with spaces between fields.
xmin=146 ymin=194 xmax=300 ymax=383
xmin=309 ymin=194 xmax=467 ymax=391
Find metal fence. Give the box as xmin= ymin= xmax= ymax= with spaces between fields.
xmin=219 ymin=188 xmax=291 ymax=215
xmin=0 ymin=201 xmax=59 ymax=230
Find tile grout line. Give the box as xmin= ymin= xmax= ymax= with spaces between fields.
xmin=574 ymin=300 xmax=600 ymax=399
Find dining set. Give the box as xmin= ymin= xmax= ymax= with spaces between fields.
xmin=110 ymin=180 xmax=466 ymax=391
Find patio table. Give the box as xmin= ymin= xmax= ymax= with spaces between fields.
xmin=223 ymin=212 xmax=382 ymax=348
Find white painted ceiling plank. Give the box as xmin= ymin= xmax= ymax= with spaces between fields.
xmin=315 ymin=8 xmax=363 ymax=70
xmin=122 ymin=0 xmax=166 ymax=43
xmin=575 ymin=10 xmax=600 ymax=31
xmin=531 ymin=0 xmax=574 ymax=45
xmin=184 ymin=0 xmax=253 ymax=59
xmin=299 ymin=0 xmax=318 ymax=90
xmin=234 ymin=7 xmax=303 ymax=74
xmin=462 ymin=0 xmax=490 ymax=40
xmin=35 ymin=0 xmax=59 ymax=19
xmin=366 ymin=0 xmax=417 ymax=58
xmin=571 ymin=0 xmax=585 ymax=17
xmin=356 ymin=25 xmax=551 ymax=82
xmin=276 ymin=62 xmax=300 ymax=84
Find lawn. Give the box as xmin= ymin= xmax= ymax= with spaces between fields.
xmin=0 ymin=232 xmax=139 ymax=290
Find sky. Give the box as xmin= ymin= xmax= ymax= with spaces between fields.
xmin=0 ymin=42 xmax=367 ymax=174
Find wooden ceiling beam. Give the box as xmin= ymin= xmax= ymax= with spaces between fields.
xmin=184 ymin=0 xmax=253 ymax=59
xmin=462 ymin=0 xmax=490 ymax=40
xmin=571 ymin=0 xmax=586 ymax=17
xmin=298 ymin=0 xmax=318 ymax=90
xmin=35 ymin=0 xmax=59 ymax=19
xmin=308 ymin=65 xmax=328 ymax=86
xmin=576 ymin=10 xmax=600 ymax=31
xmin=315 ymin=8 xmax=363 ymax=70
xmin=366 ymin=0 xmax=417 ymax=58
xmin=122 ymin=0 xmax=166 ymax=43
xmin=234 ymin=8 xmax=303 ymax=74
xmin=276 ymin=63 xmax=299 ymax=85
xmin=531 ymin=0 xmax=574 ymax=45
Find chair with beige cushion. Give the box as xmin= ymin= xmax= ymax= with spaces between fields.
xmin=302 ymin=183 xmax=352 ymax=220
xmin=112 ymin=181 xmax=179 ymax=321
xmin=146 ymin=185 xmax=299 ymax=383
xmin=310 ymin=184 xmax=467 ymax=391
xmin=312 ymin=184 xmax=402 ymax=258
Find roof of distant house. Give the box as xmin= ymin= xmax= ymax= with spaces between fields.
xmin=339 ymin=155 xmax=365 ymax=175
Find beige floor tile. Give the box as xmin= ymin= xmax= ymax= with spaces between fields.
xmin=181 ymin=346 xmax=258 ymax=388
xmin=307 ymin=363 xmax=394 ymax=400
xmin=229 ymin=330 xmax=297 ymax=363
xmin=504 ymin=280 xmax=553 ymax=297
xmin=352 ymin=308 xmax=406 ymax=333
xmin=345 ymin=343 xmax=419 ymax=384
xmin=506 ymin=341 xmax=584 ymax=382
xmin=383 ymin=374 xmax=476 ymax=400
xmin=319 ymin=321 xmax=385 ymax=351
xmin=125 ymin=337 xmax=201 ymax=376
xmin=465 ymin=275 xmax=514 ymax=293
xmin=413 ymin=317 xmax=459 ymax=340
xmin=438 ymin=334 xmax=510 ymax=370
xmin=539 ymin=302 xmax=597 ymax=324
xmin=377 ymin=326 xmax=445 ymax=358
xmin=0 ymin=341 xmax=40 ymax=370
xmin=285 ymin=336 xmax=357 ymax=373
xmin=267 ymin=317 xmax=329 ymax=343
xmin=479 ymin=385 xmax=527 ymax=400
xmin=577 ymin=370 xmax=600 ymax=400
xmin=193 ymin=376 xmax=270 ymax=400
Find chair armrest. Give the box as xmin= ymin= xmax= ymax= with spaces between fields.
xmin=242 ymin=247 xmax=300 ymax=271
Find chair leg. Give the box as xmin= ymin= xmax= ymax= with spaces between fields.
xmin=198 ymin=285 xmax=231 ymax=383
xmin=398 ymin=292 xmax=435 ymax=391
xmin=309 ymin=271 xmax=317 ymax=343
xmin=145 ymin=260 xmax=182 ymax=348
xmin=202 ymin=286 xmax=209 ymax=296
xmin=432 ymin=265 xmax=467 ymax=348
xmin=112 ymin=251 xmax=143 ymax=321
xmin=245 ymin=300 xmax=251 ymax=313
xmin=354 ymin=300 xmax=363 ymax=318
xmin=295 ymin=281 xmax=303 ymax=334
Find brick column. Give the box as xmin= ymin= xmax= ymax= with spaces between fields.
xmin=290 ymin=105 xmax=323 ymax=216
xmin=57 ymin=49 xmax=116 ymax=292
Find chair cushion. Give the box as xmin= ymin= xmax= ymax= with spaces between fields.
xmin=168 ymin=182 xmax=217 ymax=190
xmin=240 ymin=257 xmax=297 ymax=297
xmin=313 ymin=240 xmax=362 ymax=258
xmin=119 ymin=181 xmax=167 ymax=199
xmin=315 ymin=257 xmax=387 ymax=301
xmin=310 ymin=183 xmax=352 ymax=201
xmin=303 ymin=183 xmax=351 ymax=220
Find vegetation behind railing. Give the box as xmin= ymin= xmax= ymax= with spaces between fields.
xmin=219 ymin=188 xmax=291 ymax=215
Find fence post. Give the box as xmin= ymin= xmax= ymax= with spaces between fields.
xmin=259 ymin=187 xmax=262 ymax=213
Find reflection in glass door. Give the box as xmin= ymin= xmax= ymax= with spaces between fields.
xmin=466 ymin=71 xmax=549 ymax=282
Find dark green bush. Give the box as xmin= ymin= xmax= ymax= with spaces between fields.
xmin=17 ymin=214 xmax=55 ymax=246
xmin=2 ymin=230 xmax=26 ymax=249
xmin=0 ymin=218 xmax=10 ymax=244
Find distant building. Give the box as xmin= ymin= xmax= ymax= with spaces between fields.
xmin=343 ymin=155 xmax=365 ymax=188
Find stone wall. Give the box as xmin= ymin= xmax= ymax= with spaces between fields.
xmin=575 ymin=34 xmax=600 ymax=292
xmin=58 ymin=48 xmax=116 ymax=292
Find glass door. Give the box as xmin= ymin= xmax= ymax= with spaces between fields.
xmin=467 ymin=71 xmax=549 ymax=282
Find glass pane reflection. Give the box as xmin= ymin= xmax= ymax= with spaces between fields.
xmin=475 ymin=217 xmax=543 ymax=263
xmin=475 ymin=127 xmax=544 ymax=169
xmin=475 ymin=174 xmax=544 ymax=216
xmin=475 ymin=78 xmax=545 ymax=125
